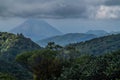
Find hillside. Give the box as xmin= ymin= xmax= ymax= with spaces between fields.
xmin=67 ymin=34 xmax=120 ymax=55
xmin=10 ymin=19 xmax=62 ymax=41
xmin=0 ymin=32 xmax=41 ymax=57
xmin=0 ymin=32 xmax=41 ymax=80
xmin=37 ymin=33 xmax=97 ymax=46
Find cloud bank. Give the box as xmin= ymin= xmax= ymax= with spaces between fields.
xmin=0 ymin=0 xmax=120 ymax=19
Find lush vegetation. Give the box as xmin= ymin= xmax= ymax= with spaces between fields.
xmin=0 ymin=32 xmax=40 ymax=57
xmin=0 ymin=32 xmax=41 ymax=80
xmin=0 ymin=57 xmax=32 ymax=80
xmin=58 ymin=51 xmax=120 ymax=80
xmin=16 ymin=49 xmax=64 ymax=80
xmin=67 ymin=34 xmax=120 ymax=55
xmin=16 ymin=42 xmax=120 ymax=80
xmin=0 ymin=32 xmax=120 ymax=80
xmin=0 ymin=72 xmax=17 ymax=80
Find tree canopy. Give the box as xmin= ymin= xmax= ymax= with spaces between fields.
xmin=16 ymin=49 xmax=66 ymax=80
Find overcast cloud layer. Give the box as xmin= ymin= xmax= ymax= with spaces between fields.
xmin=0 ymin=0 xmax=120 ymax=19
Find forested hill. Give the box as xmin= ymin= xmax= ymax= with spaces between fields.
xmin=67 ymin=34 xmax=120 ymax=55
xmin=0 ymin=32 xmax=41 ymax=57
xmin=0 ymin=32 xmax=41 ymax=80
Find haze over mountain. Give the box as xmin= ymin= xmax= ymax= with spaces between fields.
xmin=10 ymin=19 xmax=63 ymax=41
xmin=37 ymin=33 xmax=97 ymax=47
xmin=86 ymin=30 xmax=109 ymax=37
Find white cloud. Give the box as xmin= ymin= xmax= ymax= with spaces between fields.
xmin=95 ymin=5 xmax=120 ymax=19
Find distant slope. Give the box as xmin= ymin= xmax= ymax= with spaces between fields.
xmin=67 ymin=34 xmax=120 ymax=55
xmin=10 ymin=19 xmax=62 ymax=41
xmin=110 ymin=31 xmax=120 ymax=35
xmin=86 ymin=30 xmax=109 ymax=37
xmin=37 ymin=33 xmax=97 ymax=46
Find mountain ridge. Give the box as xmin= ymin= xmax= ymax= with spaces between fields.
xmin=37 ymin=33 xmax=97 ymax=46
xmin=67 ymin=33 xmax=120 ymax=55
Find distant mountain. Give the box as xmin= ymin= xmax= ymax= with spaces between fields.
xmin=37 ymin=33 xmax=97 ymax=47
xmin=67 ymin=34 xmax=120 ymax=55
xmin=86 ymin=30 xmax=109 ymax=37
xmin=110 ymin=31 xmax=120 ymax=35
xmin=10 ymin=19 xmax=62 ymax=41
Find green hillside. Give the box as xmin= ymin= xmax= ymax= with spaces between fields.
xmin=0 ymin=32 xmax=40 ymax=57
xmin=0 ymin=32 xmax=41 ymax=80
xmin=67 ymin=34 xmax=120 ymax=55
xmin=0 ymin=72 xmax=17 ymax=80
xmin=37 ymin=33 xmax=97 ymax=46
xmin=0 ymin=32 xmax=120 ymax=80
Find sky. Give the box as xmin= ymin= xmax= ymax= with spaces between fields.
xmin=0 ymin=0 xmax=120 ymax=33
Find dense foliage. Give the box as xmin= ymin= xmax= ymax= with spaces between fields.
xmin=0 ymin=57 xmax=32 ymax=80
xmin=58 ymin=51 xmax=120 ymax=80
xmin=0 ymin=72 xmax=17 ymax=80
xmin=0 ymin=32 xmax=41 ymax=80
xmin=16 ymin=48 xmax=120 ymax=80
xmin=67 ymin=34 xmax=120 ymax=55
xmin=0 ymin=32 xmax=40 ymax=58
xmin=16 ymin=49 xmax=66 ymax=80
xmin=0 ymin=32 xmax=120 ymax=80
